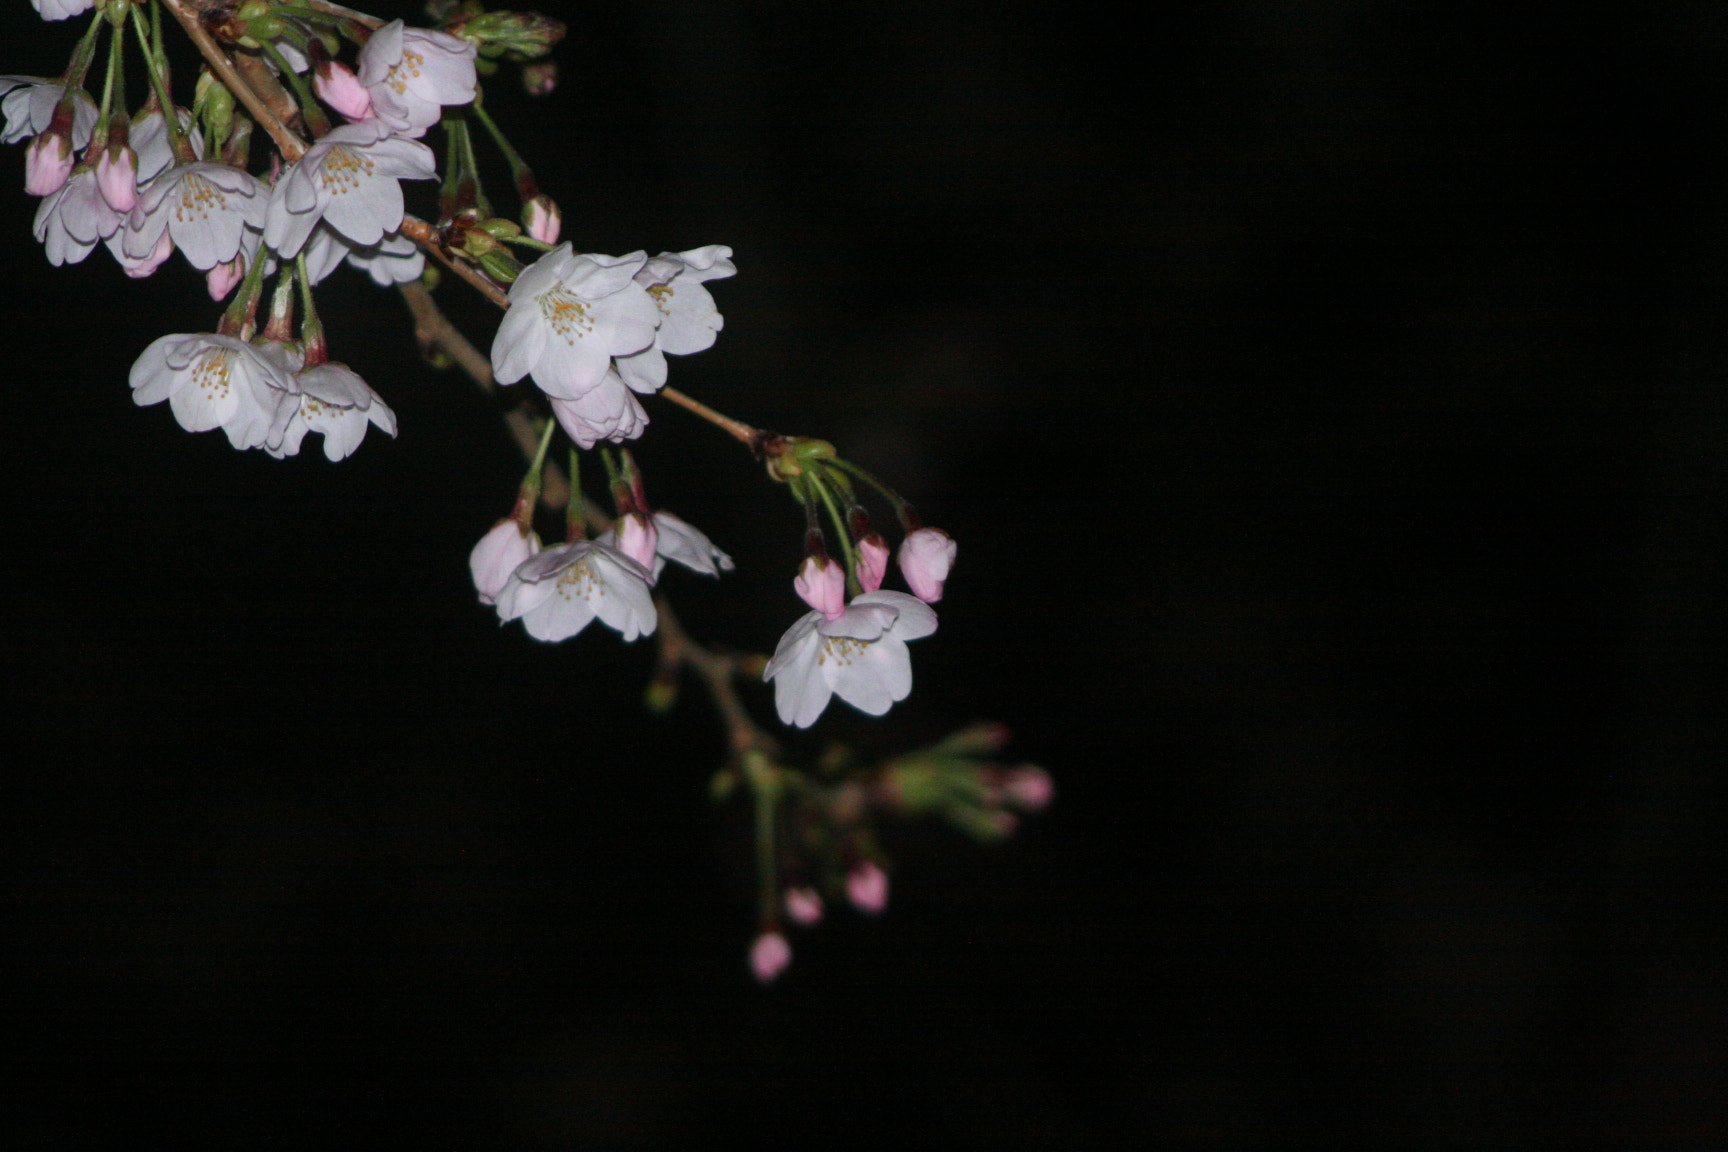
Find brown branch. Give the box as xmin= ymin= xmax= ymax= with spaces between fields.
xmin=159 ymin=0 xmax=307 ymax=162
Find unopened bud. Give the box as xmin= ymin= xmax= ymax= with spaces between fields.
xmin=521 ymin=60 xmax=557 ymax=97
xmin=794 ymin=555 xmax=846 ymax=620
xmin=23 ymin=131 xmax=73 ymax=196
xmin=313 ymin=60 xmax=373 ymax=121
xmin=845 ymin=862 xmax=890 ymax=916
xmin=856 ymin=533 xmax=889 ymax=593
xmin=475 ymin=244 xmax=525 ymax=285
xmin=451 ymin=11 xmax=568 ymax=62
xmin=522 ymin=194 xmax=561 ymax=244
xmin=897 ymin=526 xmax=956 ymax=603
xmin=784 ymin=887 xmax=824 ymax=926
xmin=477 ymin=217 xmax=523 ymax=241
xmin=194 ymin=68 xmax=236 ymax=146
xmin=749 ymin=932 xmax=792 ymax=984
xmin=644 ymin=672 xmax=678 ymax=714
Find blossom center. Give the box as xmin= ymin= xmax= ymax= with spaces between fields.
xmin=173 ymin=173 xmax=229 ymax=224
xmin=538 ymin=289 xmax=595 ymax=343
xmin=818 ymin=636 xmax=871 ymax=666
xmin=647 ymin=283 xmax=675 ymax=315
xmin=319 ymin=146 xmax=376 ymax=196
xmin=554 ymin=558 xmax=603 ymax=600
xmin=386 ymin=49 xmax=425 ymax=95
xmin=190 ymin=348 xmax=234 ymax=399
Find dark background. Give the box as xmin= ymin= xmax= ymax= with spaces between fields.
xmin=1 ymin=1 xmax=1722 ymax=1147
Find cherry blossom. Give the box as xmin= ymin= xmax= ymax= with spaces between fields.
xmin=262 ymin=121 xmax=436 ymax=257
xmin=898 ymin=527 xmax=956 ymax=603
xmin=614 ymin=245 xmax=735 ymax=391
xmin=491 ymin=246 xmax=659 ymax=400
xmin=0 ymin=78 xmax=95 ymax=147
xmin=128 ymin=108 xmax=203 ymax=183
xmin=126 ymin=162 xmax=268 ymax=270
xmin=269 ymin=363 xmax=398 ymax=461
xmin=763 ymin=590 xmax=938 ymax=728
xmin=547 ymin=369 xmax=650 ymax=448
xmin=595 ymin=510 xmax=733 ymax=582
xmin=470 ymin=518 xmax=542 ymax=606
xmin=301 ymin=225 xmax=424 ymax=287
xmin=494 ymin=540 xmax=657 ymax=643
xmin=129 ymin=333 xmax=301 ymax=451
xmin=33 ymin=166 xmax=121 ymax=265
xmin=355 ymin=20 xmax=477 ymax=138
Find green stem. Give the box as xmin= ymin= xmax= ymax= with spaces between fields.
xmin=453 ymin=114 xmax=492 ymax=218
xmin=824 ymin=456 xmax=908 ymax=522
xmin=469 ymin=98 xmax=538 ymax=201
xmin=131 ymin=4 xmax=193 ymax=164
xmin=565 ymin=446 xmax=585 ymax=542
xmin=809 ymin=472 xmax=863 ymax=597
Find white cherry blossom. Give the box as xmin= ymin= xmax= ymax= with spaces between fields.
xmin=262 ymin=121 xmax=435 ymax=257
xmin=763 ymin=590 xmax=938 ymax=728
xmin=128 ymin=108 xmax=204 ymax=183
xmin=33 ymin=166 xmax=121 ymax=265
xmin=615 ymin=245 xmax=735 ymax=391
xmin=129 ymin=334 xmax=301 ymax=451
xmin=126 ymin=162 xmax=268 ymax=269
xmin=547 ymin=369 xmax=650 ymax=448
xmin=269 ymin=363 xmax=398 ymax=461
xmin=491 ymin=245 xmax=659 ymax=400
xmin=0 ymin=78 xmax=95 ymax=147
xmin=494 ymin=540 xmax=657 ymax=643
xmin=302 ymin=224 xmax=424 ymax=286
xmin=30 ymin=0 xmax=94 ymax=21
xmin=356 ymin=20 xmax=477 ymax=138
xmin=471 ymin=518 xmax=542 ymax=606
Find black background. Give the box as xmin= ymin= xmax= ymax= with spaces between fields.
xmin=1 ymin=2 xmax=1722 ymax=1148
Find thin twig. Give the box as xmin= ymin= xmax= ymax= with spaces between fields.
xmin=159 ymin=0 xmax=306 ymax=162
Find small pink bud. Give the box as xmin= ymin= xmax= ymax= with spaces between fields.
xmin=784 ymin=887 xmax=824 ymax=926
xmin=94 ymin=143 xmax=138 ymax=212
xmin=856 ymin=533 xmax=889 ymax=593
xmin=23 ymin=131 xmax=73 ymax=196
xmin=845 ymin=862 xmax=889 ymax=916
xmin=898 ymin=527 xmax=956 ymax=603
xmin=794 ymin=555 xmax=846 ymax=619
xmin=205 ymin=255 xmax=245 ymax=301
xmin=314 ymin=61 xmax=375 ymax=121
xmin=615 ymin=511 xmax=659 ymax=570
xmin=470 ymin=517 xmax=542 ymax=605
xmin=523 ymin=194 xmax=561 ymax=244
xmin=999 ymin=764 xmax=1054 ymax=812
xmin=750 ymin=931 xmax=792 ymax=984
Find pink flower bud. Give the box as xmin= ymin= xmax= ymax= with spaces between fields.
xmin=845 ymin=862 xmax=889 ymax=915
xmin=470 ymin=516 xmax=542 ymax=605
xmin=794 ymin=555 xmax=846 ymax=619
xmin=23 ymin=131 xmax=73 ymax=196
xmin=205 ymin=255 xmax=245 ymax=301
xmin=523 ymin=194 xmax=561 ymax=244
xmin=998 ymin=765 xmax=1054 ymax=812
xmin=856 ymin=533 xmax=889 ymax=593
xmin=94 ymin=143 xmax=138 ymax=212
xmin=784 ymin=887 xmax=824 ymax=926
xmin=314 ymin=61 xmax=375 ymax=121
xmin=615 ymin=511 xmax=659 ymax=570
xmin=898 ymin=527 xmax=956 ymax=603
xmin=749 ymin=931 xmax=792 ymax=984
xmin=521 ymin=61 xmax=557 ymax=97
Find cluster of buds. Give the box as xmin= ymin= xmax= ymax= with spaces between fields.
xmin=739 ymin=723 xmax=1050 ymax=984
xmin=759 ymin=436 xmax=957 ymax=728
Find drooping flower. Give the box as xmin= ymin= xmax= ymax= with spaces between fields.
xmin=104 ymin=224 xmax=174 ymax=279
xmin=355 ymin=19 xmax=477 ymax=138
xmin=126 ymin=162 xmax=268 ymax=269
xmin=128 ymin=107 xmax=203 ymax=183
xmin=614 ymin=245 xmax=735 ymax=391
xmin=33 ymin=166 xmax=121 ymax=265
xmin=470 ymin=518 xmax=542 ymax=606
xmin=491 ymin=245 xmax=660 ymax=400
xmin=262 ymin=121 xmax=436 ymax=257
xmin=763 ymin=590 xmax=938 ymax=729
xmin=594 ymin=510 xmax=733 ymax=583
xmin=0 ymin=78 xmax=95 ymax=147
xmin=898 ymin=527 xmax=956 ymax=603
xmin=129 ymin=333 xmax=300 ymax=451
xmin=301 ymin=224 xmax=425 ymax=287
xmin=494 ymin=540 xmax=657 ymax=643
xmin=547 ymin=368 xmax=650 ymax=449
xmin=269 ymin=363 xmax=398 ymax=461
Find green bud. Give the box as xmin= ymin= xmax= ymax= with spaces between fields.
xmin=644 ymin=674 xmax=678 ymax=715
xmin=451 ymin=11 xmax=568 ymax=62
xmin=710 ymin=768 xmax=739 ymax=803
xmin=477 ymin=217 xmax=523 ymax=241
xmin=475 ymin=245 xmax=524 ymax=285
xmin=194 ymin=68 xmax=235 ymax=148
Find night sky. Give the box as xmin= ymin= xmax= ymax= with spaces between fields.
xmin=1 ymin=2 xmax=1723 ymax=1148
